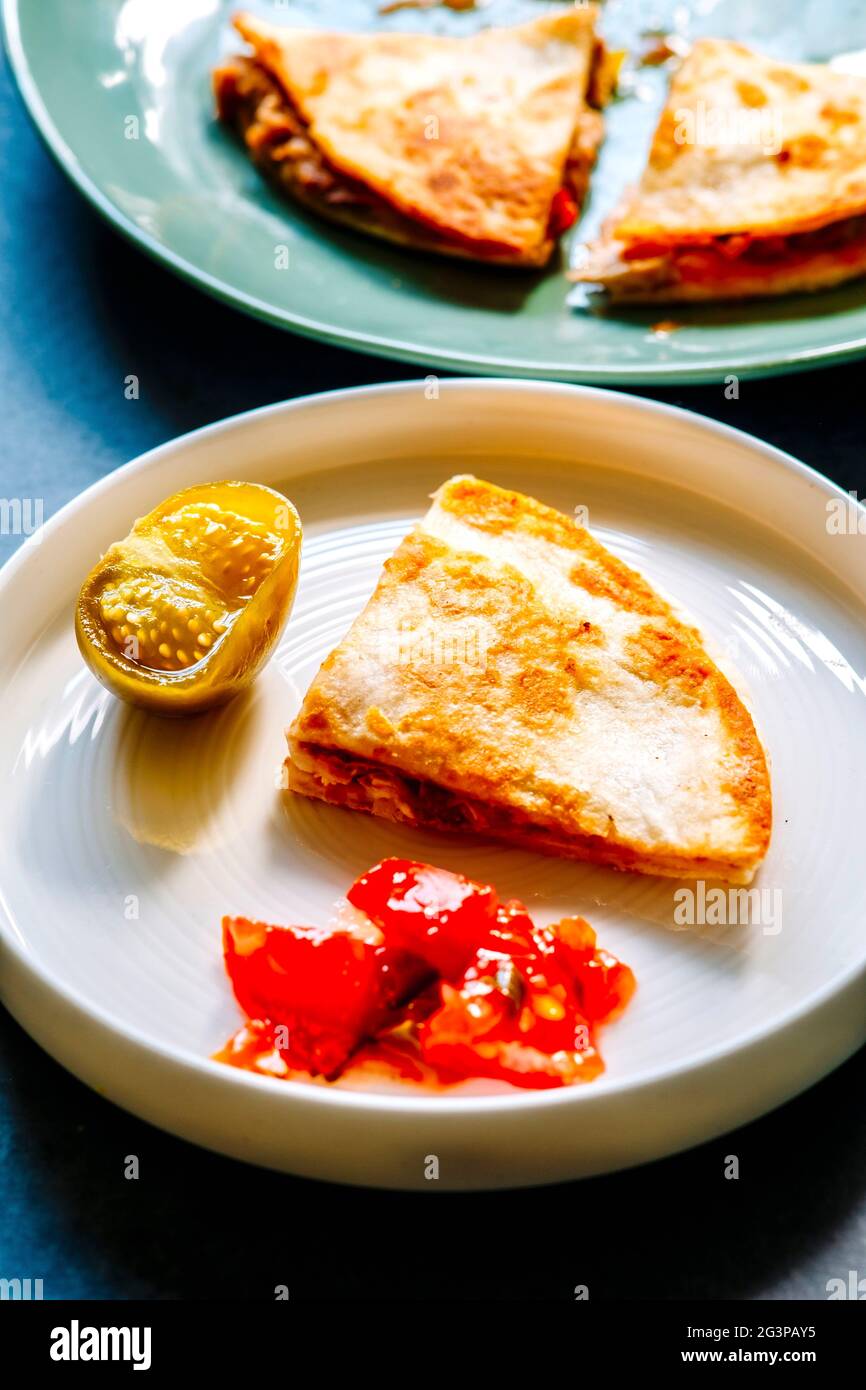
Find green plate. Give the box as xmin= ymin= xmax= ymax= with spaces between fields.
xmin=6 ymin=0 xmax=866 ymax=384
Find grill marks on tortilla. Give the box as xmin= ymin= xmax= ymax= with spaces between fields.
xmin=376 ymin=533 xmax=605 ymax=729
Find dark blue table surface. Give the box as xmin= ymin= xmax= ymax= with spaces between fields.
xmin=2 ymin=46 xmax=865 ymax=1301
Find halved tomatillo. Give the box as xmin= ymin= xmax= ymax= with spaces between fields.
xmin=75 ymin=481 xmax=301 ymax=714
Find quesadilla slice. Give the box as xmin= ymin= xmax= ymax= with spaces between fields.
xmin=214 ymin=9 xmax=611 ymax=268
xmin=572 ymin=38 xmax=866 ymax=300
xmin=287 ymin=477 xmax=771 ymax=884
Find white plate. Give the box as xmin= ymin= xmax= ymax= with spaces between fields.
xmin=1 ymin=380 xmax=865 ymax=1190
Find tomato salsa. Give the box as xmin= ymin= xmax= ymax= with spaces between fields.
xmin=216 ymin=858 xmax=635 ymax=1090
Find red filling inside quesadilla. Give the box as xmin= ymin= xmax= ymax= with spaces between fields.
xmin=627 ymin=215 xmax=866 ymax=275
xmin=287 ymin=739 xmax=760 ymax=882
xmin=574 ymin=211 xmax=866 ymax=299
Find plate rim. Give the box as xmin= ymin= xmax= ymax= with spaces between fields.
xmin=6 ymin=0 xmax=866 ymax=387
xmin=1 ymin=376 xmax=865 ymax=1123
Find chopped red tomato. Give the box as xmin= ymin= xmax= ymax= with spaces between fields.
xmin=347 ymin=858 xmax=500 ymax=980
xmin=222 ymin=915 xmax=427 ymax=1078
xmin=218 ymin=860 xmax=635 ymax=1090
xmin=549 ymin=913 xmax=598 ymax=962
xmin=574 ymin=947 xmax=636 ymax=1022
xmin=418 ymin=943 xmax=603 ymax=1089
xmin=544 ymin=915 xmax=636 ymax=1022
xmin=548 ymin=187 xmax=579 ymax=238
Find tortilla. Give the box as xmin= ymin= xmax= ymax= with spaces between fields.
xmin=572 ymin=39 xmax=866 ymax=300
xmin=287 ymin=476 xmax=772 ymax=884
xmin=216 ymin=8 xmax=604 ymax=266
